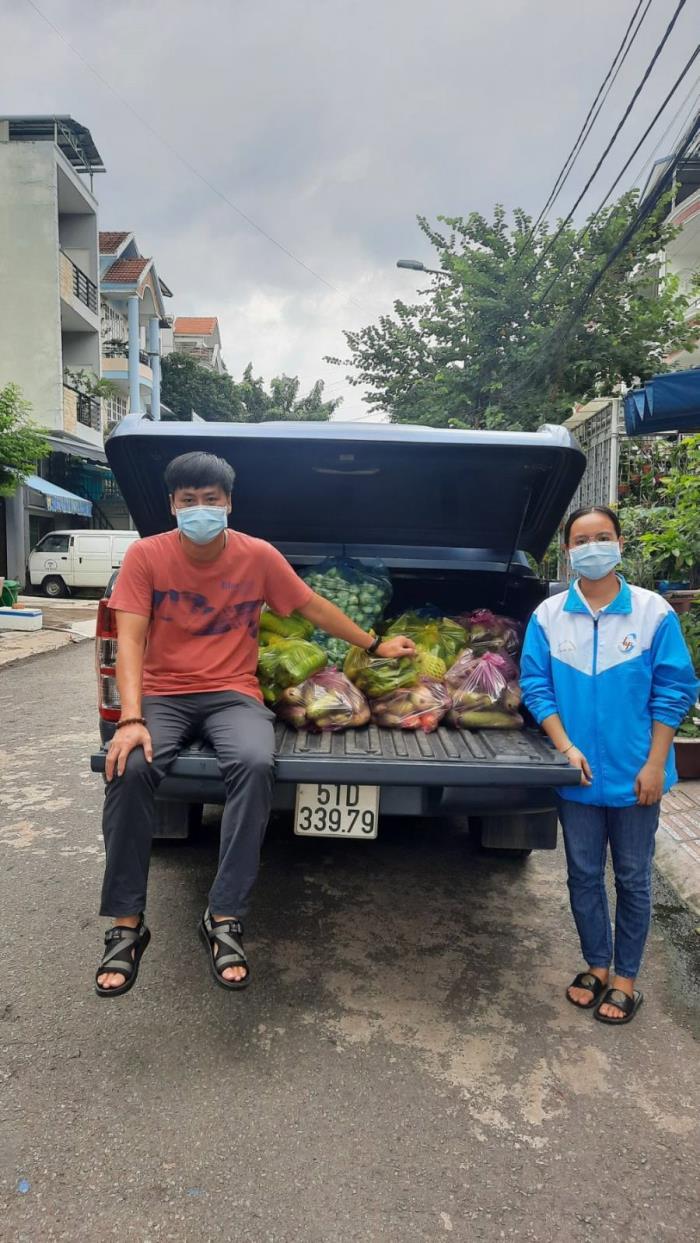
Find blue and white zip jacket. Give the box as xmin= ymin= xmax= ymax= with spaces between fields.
xmin=521 ymin=577 xmax=698 ymax=807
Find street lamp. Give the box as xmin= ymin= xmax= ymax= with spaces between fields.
xmin=396 ymin=259 xmax=451 ymax=277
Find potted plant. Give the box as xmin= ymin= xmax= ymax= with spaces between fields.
xmin=675 ymin=602 xmax=700 ymax=780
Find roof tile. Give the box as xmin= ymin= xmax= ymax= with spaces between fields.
xmin=99 ymin=231 xmax=130 ymax=254
xmin=102 ymin=257 xmax=150 ymax=284
xmin=174 ymin=317 xmax=218 ymax=336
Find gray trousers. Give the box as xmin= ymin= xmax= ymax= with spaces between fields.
xmin=100 ymin=691 xmax=276 ymax=919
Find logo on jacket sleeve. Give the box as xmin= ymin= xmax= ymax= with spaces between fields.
xmin=619 ymin=632 xmax=637 ymax=654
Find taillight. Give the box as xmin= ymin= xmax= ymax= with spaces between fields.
xmin=96 ymin=599 xmax=120 ymax=721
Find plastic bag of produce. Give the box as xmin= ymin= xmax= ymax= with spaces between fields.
xmin=452 ymin=609 xmax=522 ymax=656
xmin=302 ymin=556 xmax=392 ymax=662
xmin=384 ymin=613 xmax=468 ymax=670
xmin=445 ymin=650 xmax=523 ymax=729
xmin=344 ymin=643 xmax=418 ymax=699
xmin=370 ymin=679 xmax=452 ymax=733
xmin=259 ymin=609 xmax=314 ymax=642
xmin=257 ymin=638 xmax=327 ymax=702
xmin=275 ymin=668 xmax=370 ymax=732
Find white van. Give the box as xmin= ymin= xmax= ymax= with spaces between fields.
xmin=28 ymin=529 xmax=139 ymax=597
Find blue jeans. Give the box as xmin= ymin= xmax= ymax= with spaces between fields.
xmin=558 ymin=800 xmax=660 ymax=979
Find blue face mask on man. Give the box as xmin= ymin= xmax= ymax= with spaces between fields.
xmin=176 ymin=505 xmax=228 ymax=545
xmin=569 ymin=540 xmax=621 ymax=581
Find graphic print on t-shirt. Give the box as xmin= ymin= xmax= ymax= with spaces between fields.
xmin=152 ymin=586 xmax=264 ymax=637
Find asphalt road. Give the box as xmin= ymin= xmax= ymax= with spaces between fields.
xmin=1 ymin=645 xmax=699 ymax=1242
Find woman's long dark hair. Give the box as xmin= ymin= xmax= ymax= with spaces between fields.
xmin=564 ymin=505 xmax=621 ymax=545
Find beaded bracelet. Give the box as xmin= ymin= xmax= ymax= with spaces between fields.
xmin=115 ymin=717 xmax=147 ymax=730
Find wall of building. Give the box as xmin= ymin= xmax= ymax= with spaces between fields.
xmin=58 ymin=212 xmax=99 ymax=283
xmin=0 ymin=142 xmax=63 ymax=431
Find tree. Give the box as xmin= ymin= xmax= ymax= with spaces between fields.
xmin=330 ymin=195 xmax=699 ymax=430
xmin=161 ymin=353 xmax=341 ymax=423
xmin=161 ymin=353 xmax=245 ymax=422
xmin=236 ymin=364 xmax=341 ymax=422
xmin=0 ymin=383 xmax=49 ymax=497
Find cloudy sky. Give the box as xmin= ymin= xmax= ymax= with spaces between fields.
xmin=2 ymin=0 xmax=696 ymax=417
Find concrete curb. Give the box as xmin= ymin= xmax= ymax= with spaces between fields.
xmin=654 ymin=829 xmax=700 ymax=918
xmin=0 ymin=627 xmax=93 ymax=671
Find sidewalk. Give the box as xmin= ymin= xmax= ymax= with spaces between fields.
xmin=1 ymin=605 xmax=699 ymax=913
xmin=0 ymin=596 xmax=96 ymax=670
xmin=657 ymin=782 xmax=700 ymax=915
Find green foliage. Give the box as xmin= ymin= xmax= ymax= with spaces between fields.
xmin=619 ymin=504 xmax=675 ymax=588
xmin=235 ymin=364 xmax=341 ymax=422
xmin=0 ymin=383 xmax=49 ymax=497
xmin=161 ymin=354 xmax=341 ymax=423
xmin=161 ymin=353 xmax=245 ymax=422
xmin=63 ymin=367 xmax=120 ymax=401
xmin=678 ymin=602 xmax=700 ymax=739
xmin=641 ymin=436 xmax=700 ymax=586
xmin=330 ymin=196 xmax=698 ymax=429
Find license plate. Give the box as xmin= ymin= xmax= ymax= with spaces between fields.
xmin=294 ymin=783 xmax=379 ymax=839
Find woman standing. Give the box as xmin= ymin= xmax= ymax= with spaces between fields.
xmin=521 ymin=505 xmax=697 ymax=1025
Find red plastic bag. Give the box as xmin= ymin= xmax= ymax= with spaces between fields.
xmin=274 ymin=667 xmax=370 ymax=732
xmin=452 ymin=609 xmax=522 ymax=656
xmin=445 ymin=651 xmax=523 ymax=729
xmin=370 ymin=678 xmax=452 ymax=733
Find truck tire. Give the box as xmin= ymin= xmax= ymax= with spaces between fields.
xmin=42 ymin=575 xmax=68 ymax=599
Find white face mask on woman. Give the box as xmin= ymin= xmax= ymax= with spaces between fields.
xmin=569 ymin=541 xmax=621 ymax=581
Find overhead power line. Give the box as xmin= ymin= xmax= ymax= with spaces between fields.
xmin=524 ymin=0 xmax=689 ymax=286
xmin=580 ymin=110 xmax=700 ymax=302
xmin=21 ymin=0 xmax=365 ymax=309
xmin=524 ymin=0 xmax=652 ymax=249
xmin=629 ymin=71 xmax=700 ymax=189
xmin=535 ymin=44 xmax=700 ymax=307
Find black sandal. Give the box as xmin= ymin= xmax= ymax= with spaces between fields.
xmin=199 ymin=909 xmax=250 ymax=991
xmin=95 ymin=919 xmax=151 ymax=998
xmin=566 ymin=971 xmax=608 ymax=1009
xmin=594 ymin=987 xmax=643 ymax=1025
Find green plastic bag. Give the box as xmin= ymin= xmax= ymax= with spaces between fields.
xmin=384 ymin=613 xmax=468 ymax=667
xmin=302 ymin=556 xmax=392 ymax=662
xmin=259 ymin=609 xmax=314 ymax=641
xmin=258 ymin=638 xmax=327 ymax=698
xmin=344 ymin=644 xmax=418 ymax=699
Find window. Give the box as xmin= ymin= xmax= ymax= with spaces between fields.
xmin=104 ymin=393 xmax=128 ymax=426
xmin=38 ymin=533 xmax=71 ymax=552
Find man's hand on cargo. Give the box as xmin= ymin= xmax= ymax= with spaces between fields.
xmin=375 ymin=635 xmax=417 ymax=660
xmin=105 ymin=724 xmax=153 ymax=781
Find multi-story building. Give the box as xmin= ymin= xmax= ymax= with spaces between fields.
xmin=99 ymin=231 xmax=173 ymax=429
xmin=164 ymin=316 xmax=227 ymax=373
xmin=0 ymin=115 xmax=107 ymax=581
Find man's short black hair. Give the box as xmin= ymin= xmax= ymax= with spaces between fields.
xmin=164 ymin=452 xmax=235 ymax=497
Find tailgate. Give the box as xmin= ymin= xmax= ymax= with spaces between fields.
xmin=91 ymin=723 xmax=580 ymax=788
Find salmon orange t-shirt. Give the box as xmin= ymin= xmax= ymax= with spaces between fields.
xmin=108 ymin=529 xmax=313 ymax=701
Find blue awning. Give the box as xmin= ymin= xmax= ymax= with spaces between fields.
xmin=24 ymin=474 xmax=93 ymax=518
xmin=624 ymin=367 xmax=700 ymax=436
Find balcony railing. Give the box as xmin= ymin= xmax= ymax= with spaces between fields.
xmin=103 ymin=343 xmax=151 ymax=366
xmin=60 ymin=251 xmax=98 ymax=314
xmin=63 ymin=384 xmax=101 ymax=431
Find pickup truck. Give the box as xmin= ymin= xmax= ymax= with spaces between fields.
xmin=91 ymin=417 xmax=585 ymax=853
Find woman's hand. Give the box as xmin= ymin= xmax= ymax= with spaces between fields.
xmin=564 ymin=746 xmax=593 ymax=786
xmin=105 ymin=724 xmax=153 ymax=781
xmin=635 ymin=760 xmax=664 ymax=806
xmin=375 ymin=635 xmax=416 ymax=659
